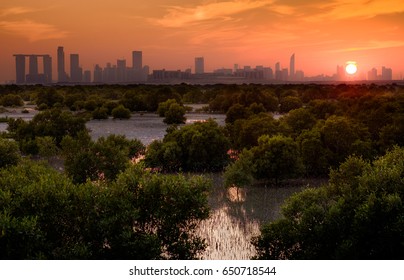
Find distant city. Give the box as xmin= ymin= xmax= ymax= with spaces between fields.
xmin=12 ymin=47 xmax=395 ymax=85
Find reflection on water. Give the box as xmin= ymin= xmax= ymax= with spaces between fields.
xmin=87 ymin=112 xmax=226 ymax=145
xmin=0 ymin=123 xmax=7 ymax=132
xmin=198 ymin=174 xmax=308 ymax=260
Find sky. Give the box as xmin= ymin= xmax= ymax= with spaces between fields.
xmin=1 ymin=0 xmax=404 ymax=83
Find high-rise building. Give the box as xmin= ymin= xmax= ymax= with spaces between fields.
xmin=132 ymin=51 xmax=142 ymax=71
xmin=263 ymin=67 xmax=273 ymax=80
xmin=281 ymin=68 xmax=289 ymax=81
xmin=93 ymin=64 xmax=103 ymax=83
xmin=290 ymin=53 xmax=295 ymax=80
xmin=29 ymin=55 xmax=38 ymax=76
xmin=367 ymin=68 xmax=377 ymax=80
xmin=83 ymin=70 xmax=91 ymax=83
xmin=143 ymin=65 xmax=150 ymax=81
xmin=295 ymin=70 xmax=304 ymax=81
xmin=117 ymin=59 xmax=126 ymax=82
xmin=131 ymin=51 xmax=143 ymax=81
xmin=70 ymin=54 xmax=82 ymax=83
xmin=195 ymin=57 xmax=204 ymax=74
xmin=275 ymin=62 xmax=281 ymax=80
xmin=104 ymin=63 xmax=117 ymax=83
xmin=14 ymin=55 xmax=26 ymax=84
xmin=14 ymin=54 xmax=52 ymax=84
xmin=43 ymin=55 xmax=52 ymax=84
xmin=275 ymin=62 xmax=280 ymax=72
xmin=336 ymin=65 xmax=345 ymax=81
xmin=57 ymin=46 xmax=67 ymax=82
xmin=381 ymin=66 xmax=392 ymax=80
xmin=26 ymin=55 xmax=39 ymax=83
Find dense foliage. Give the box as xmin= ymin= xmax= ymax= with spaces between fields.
xmin=157 ymin=99 xmax=186 ymax=124
xmin=145 ymin=120 xmax=230 ymax=172
xmin=0 ymin=161 xmax=210 ymax=259
xmin=111 ymin=105 xmax=131 ymax=119
xmin=252 ymin=146 xmax=404 ymax=259
xmin=0 ymin=94 xmax=24 ymax=107
xmin=7 ymin=108 xmax=86 ymax=154
xmin=0 ymin=138 xmax=21 ymax=168
xmin=225 ymin=135 xmax=302 ymax=186
xmin=62 ymin=132 xmax=145 ymax=184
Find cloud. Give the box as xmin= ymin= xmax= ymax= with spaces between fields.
xmin=0 ymin=20 xmax=69 ymax=41
xmin=331 ymin=0 xmax=404 ymax=19
xmin=0 ymin=6 xmax=36 ymax=17
xmin=325 ymin=40 xmax=404 ymax=53
xmin=302 ymin=0 xmax=404 ymax=21
xmin=154 ymin=0 xmax=273 ymax=28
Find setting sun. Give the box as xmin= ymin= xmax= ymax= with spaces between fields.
xmin=346 ymin=62 xmax=357 ymax=75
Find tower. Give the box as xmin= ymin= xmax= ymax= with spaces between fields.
xmin=275 ymin=62 xmax=281 ymax=80
xmin=93 ymin=64 xmax=103 ymax=83
xmin=381 ymin=67 xmax=392 ymax=80
xmin=14 ymin=55 xmax=26 ymax=84
xmin=29 ymin=55 xmax=38 ymax=76
xmin=117 ymin=59 xmax=127 ymax=82
xmin=195 ymin=57 xmax=204 ymax=74
xmin=290 ymin=53 xmax=295 ymax=80
xmin=132 ymin=51 xmax=142 ymax=81
xmin=132 ymin=51 xmax=142 ymax=71
xmin=26 ymin=55 xmax=39 ymax=83
xmin=43 ymin=55 xmax=52 ymax=84
xmin=70 ymin=54 xmax=82 ymax=83
xmin=57 ymin=46 xmax=67 ymax=82
xmin=13 ymin=54 xmax=52 ymax=84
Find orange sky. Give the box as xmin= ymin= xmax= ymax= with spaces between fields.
xmin=1 ymin=0 xmax=404 ymax=82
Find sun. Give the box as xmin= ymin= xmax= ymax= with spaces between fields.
xmin=346 ymin=61 xmax=357 ymax=75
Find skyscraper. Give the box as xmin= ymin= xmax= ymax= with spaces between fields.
xmin=83 ymin=70 xmax=91 ymax=83
xmin=14 ymin=55 xmax=26 ymax=84
xmin=131 ymin=51 xmax=143 ymax=81
xmin=275 ymin=62 xmax=280 ymax=72
xmin=290 ymin=53 xmax=295 ymax=80
xmin=132 ymin=51 xmax=142 ymax=71
xmin=43 ymin=55 xmax=52 ymax=84
xmin=382 ymin=66 xmax=392 ymax=80
xmin=29 ymin=55 xmax=38 ymax=76
xmin=368 ymin=68 xmax=377 ymax=80
xmin=93 ymin=64 xmax=103 ymax=83
xmin=57 ymin=46 xmax=67 ymax=82
xmin=117 ymin=59 xmax=126 ymax=82
xmin=336 ymin=65 xmax=345 ymax=81
xmin=13 ymin=54 xmax=52 ymax=84
xmin=275 ymin=62 xmax=281 ymax=80
xmin=26 ymin=55 xmax=39 ymax=83
xmin=195 ymin=57 xmax=204 ymax=74
xmin=70 ymin=54 xmax=82 ymax=83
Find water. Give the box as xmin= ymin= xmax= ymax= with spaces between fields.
xmin=0 ymin=108 xmax=309 ymax=259
xmin=198 ymin=175 xmax=310 ymax=259
xmin=87 ymin=112 xmax=226 ymax=145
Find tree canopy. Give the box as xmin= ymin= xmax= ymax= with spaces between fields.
xmin=253 ymin=146 xmax=404 ymax=259
xmin=145 ymin=119 xmax=230 ymax=172
xmin=0 ymin=161 xmax=210 ymax=259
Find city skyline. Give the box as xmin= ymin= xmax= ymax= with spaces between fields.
xmin=11 ymin=46 xmax=395 ymax=84
xmin=1 ymin=0 xmax=404 ymax=83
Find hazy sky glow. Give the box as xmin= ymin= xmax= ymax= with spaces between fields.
xmin=1 ymin=0 xmax=404 ymax=82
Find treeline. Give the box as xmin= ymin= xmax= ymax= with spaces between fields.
xmin=1 ymin=82 xmax=403 ymax=183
